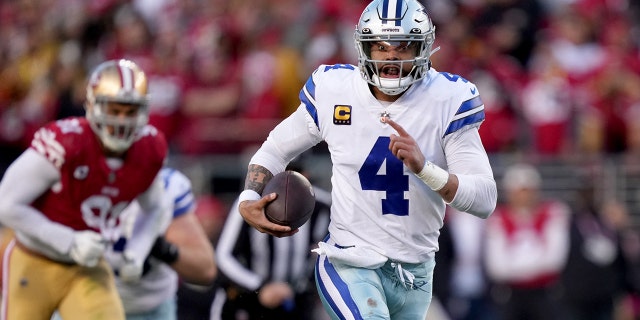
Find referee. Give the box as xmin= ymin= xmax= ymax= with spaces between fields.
xmin=212 ymin=162 xmax=331 ymax=320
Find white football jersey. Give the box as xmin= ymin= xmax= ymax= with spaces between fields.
xmin=251 ymin=64 xmax=492 ymax=264
xmin=106 ymin=168 xmax=195 ymax=313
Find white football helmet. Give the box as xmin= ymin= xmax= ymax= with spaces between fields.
xmin=355 ymin=0 xmax=436 ymax=95
xmin=85 ymin=59 xmax=149 ymax=153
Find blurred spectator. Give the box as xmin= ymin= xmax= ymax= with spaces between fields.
xmin=236 ymin=22 xmax=302 ymax=130
xmin=175 ymin=18 xmax=243 ymax=154
xmin=438 ymin=208 xmax=496 ymax=320
xmin=471 ymin=0 xmax=543 ymax=68
xmin=0 ymin=1 xmax=61 ymax=176
xmin=559 ymin=179 xmax=633 ymax=320
xmin=484 ymin=163 xmax=571 ymax=320
xmin=520 ymin=43 xmax=574 ymax=155
xmin=145 ymin=21 xmax=189 ymax=148
xmin=102 ymin=4 xmax=154 ymax=69
xmin=589 ymin=13 xmax=640 ymax=154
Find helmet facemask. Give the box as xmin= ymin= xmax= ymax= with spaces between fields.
xmin=85 ymin=59 xmax=150 ymax=153
xmin=355 ymin=0 xmax=437 ymax=96
xmin=85 ymin=100 xmax=148 ymax=153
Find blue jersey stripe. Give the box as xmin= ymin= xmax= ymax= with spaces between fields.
xmin=456 ymin=96 xmax=483 ymax=115
xmin=299 ymin=76 xmax=319 ymax=129
xmin=173 ymin=189 xmax=194 ymax=218
xmin=444 ymin=109 xmax=485 ymax=136
xmin=162 ymin=168 xmax=176 ymax=188
xmin=304 ymin=74 xmax=316 ymax=98
xmin=173 ymin=202 xmax=193 ymax=218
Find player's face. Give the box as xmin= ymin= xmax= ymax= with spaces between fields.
xmin=103 ymin=102 xmax=141 ymax=138
xmin=369 ymin=41 xmax=418 ymax=78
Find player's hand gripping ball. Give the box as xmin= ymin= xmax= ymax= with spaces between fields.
xmin=262 ymin=171 xmax=315 ymax=229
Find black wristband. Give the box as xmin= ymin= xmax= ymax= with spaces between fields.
xmin=149 ymin=236 xmax=179 ymax=264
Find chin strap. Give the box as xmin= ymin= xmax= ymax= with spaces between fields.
xmin=372 ymin=74 xmax=414 ymax=96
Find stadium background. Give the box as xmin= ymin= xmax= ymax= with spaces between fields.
xmin=1 ymin=0 xmax=640 ymax=317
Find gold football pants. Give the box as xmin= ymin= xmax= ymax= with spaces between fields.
xmin=1 ymin=240 xmax=124 ymax=320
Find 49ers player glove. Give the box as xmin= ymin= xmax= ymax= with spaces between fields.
xmin=69 ymin=230 xmax=108 ymax=267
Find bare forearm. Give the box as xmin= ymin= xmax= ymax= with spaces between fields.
xmin=244 ymin=164 xmax=274 ymax=194
xmin=436 ymin=174 xmax=459 ymax=203
xmin=171 ymin=243 xmax=216 ymax=284
xmin=166 ymin=213 xmax=217 ymax=285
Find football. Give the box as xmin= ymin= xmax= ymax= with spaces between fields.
xmin=262 ymin=170 xmax=316 ymax=229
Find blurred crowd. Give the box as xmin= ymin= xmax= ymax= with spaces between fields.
xmin=2 ymin=0 xmax=640 ymax=166
xmin=0 ymin=0 xmax=364 ymax=173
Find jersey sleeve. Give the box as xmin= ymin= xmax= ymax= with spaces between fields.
xmin=441 ymin=75 xmax=485 ymax=138
xmin=29 ymin=118 xmax=85 ymax=169
xmin=298 ymin=64 xmax=359 ymax=134
xmin=138 ymin=125 xmax=168 ymax=170
xmin=161 ymin=168 xmax=195 ymax=219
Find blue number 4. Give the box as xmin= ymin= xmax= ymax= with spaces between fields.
xmin=358 ymin=137 xmax=409 ymax=216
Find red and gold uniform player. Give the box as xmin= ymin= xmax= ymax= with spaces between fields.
xmin=0 ymin=59 xmax=168 ymax=320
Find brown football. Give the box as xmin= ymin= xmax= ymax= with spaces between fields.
xmin=262 ymin=171 xmax=316 ymax=229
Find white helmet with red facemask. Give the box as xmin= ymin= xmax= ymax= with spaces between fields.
xmin=85 ymin=59 xmax=149 ymax=153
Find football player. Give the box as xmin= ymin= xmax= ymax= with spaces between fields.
xmin=0 ymin=59 xmax=168 ymax=320
xmin=106 ymin=167 xmax=217 ymax=320
xmin=237 ymin=0 xmax=497 ymax=319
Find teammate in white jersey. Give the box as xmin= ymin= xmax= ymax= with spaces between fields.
xmin=237 ymin=0 xmax=497 ymax=319
xmin=107 ymin=168 xmax=217 ymax=319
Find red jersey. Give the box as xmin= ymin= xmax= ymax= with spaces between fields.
xmin=29 ymin=117 xmax=167 ymax=241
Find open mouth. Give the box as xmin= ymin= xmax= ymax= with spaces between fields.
xmin=380 ymin=65 xmax=401 ymax=78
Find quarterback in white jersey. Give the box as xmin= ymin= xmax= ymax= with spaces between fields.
xmin=238 ymin=0 xmax=497 ymax=319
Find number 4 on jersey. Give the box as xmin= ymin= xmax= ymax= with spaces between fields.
xmin=358 ymin=137 xmax=409 ymax=216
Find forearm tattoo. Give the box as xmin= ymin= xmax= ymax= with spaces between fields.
xmin=244 ymin=164 xmax=274 ymax=194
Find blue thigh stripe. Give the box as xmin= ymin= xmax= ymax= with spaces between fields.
xmin=315 ymin=236 xmax=363 ymax=320
xmin=299 ymin=76 xmax=319 ymax=129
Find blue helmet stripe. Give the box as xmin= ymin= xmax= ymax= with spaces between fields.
xmin=382 ymin=0 xmax=389 ymax=23
xmin=381 ymin=0 xmax=404 ymax=26
xmin=395 ymin=0 xmax=403 ymax=26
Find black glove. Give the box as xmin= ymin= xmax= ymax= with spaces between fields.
xmin=149 ymin=235 xmax=179 ymax=264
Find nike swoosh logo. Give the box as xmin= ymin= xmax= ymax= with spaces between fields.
xmin=471 ymin=87 xmax=477 ymax=94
